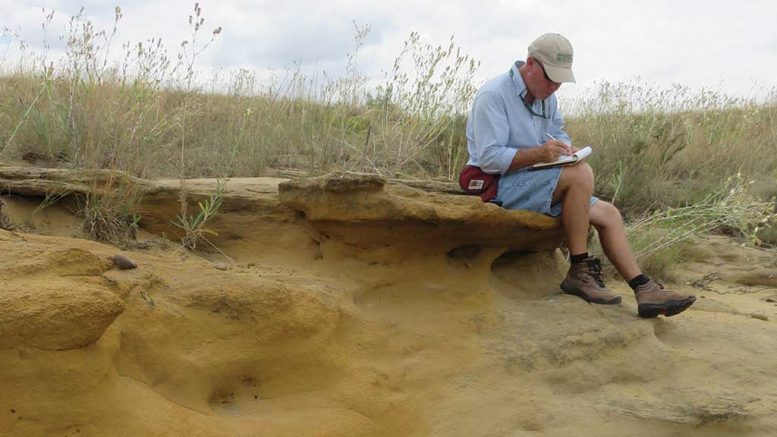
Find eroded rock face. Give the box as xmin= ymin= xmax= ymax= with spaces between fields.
xmin=0 ymin=236 xmax=125 ymax=350
xmin=279 ymin=172 xmax=565 ymax=260
xmin=0 ymin=171 xmax=776 ymax=436
xmin=0 ymin=198 xmax=13 ymax=230
xmin=0 ymin=280 xmax=125 ymax=350
xmin=113 ymin=274 xmax=347 ymax=414
xmin=0 ymin=167 xmax=565 ymax=261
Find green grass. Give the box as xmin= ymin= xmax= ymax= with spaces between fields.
xmin=174 ymin=179 xmax=224 ymax=251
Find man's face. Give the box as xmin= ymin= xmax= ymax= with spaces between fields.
xmin=527 ymin=57 xmax=561 ymax=99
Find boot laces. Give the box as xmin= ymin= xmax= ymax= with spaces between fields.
xmin=637 ymin=279 xmax=665 ymax=295
xmin=648 ymin=279 xmax=665 ymax=290
xmin=585 ymin=258 xmax=606 ymax=288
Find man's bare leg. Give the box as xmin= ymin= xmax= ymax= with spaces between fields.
xmin=553 ymin=165 xmax=640 ymax=280
xmin=588 ymin=199 xmax=697 ymax=317
xmin=553 ymin=164 xmax=621 ymax=304
xmin=552 ymin=163 xmax=594 ymax=255
xmin=589 ymin=200 xmax=641 ymax=281
xmin=553 ymin=164 xmax=696 ymax=315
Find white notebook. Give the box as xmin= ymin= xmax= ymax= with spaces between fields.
xmin=531 ymin=146 xmax=592 ymax=170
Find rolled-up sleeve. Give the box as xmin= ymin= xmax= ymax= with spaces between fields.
xmin=471 ymin=92 xmax=517 ymax=175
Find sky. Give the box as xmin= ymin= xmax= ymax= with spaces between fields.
xmin=2 ymin=0 xmax=777 ymax=103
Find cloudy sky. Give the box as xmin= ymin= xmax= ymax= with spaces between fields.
xmin=2 ymin=0 xmax=777 ymax=102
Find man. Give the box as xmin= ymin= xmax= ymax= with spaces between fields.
xmin=462 ymin=33 xmax=695 ymax=318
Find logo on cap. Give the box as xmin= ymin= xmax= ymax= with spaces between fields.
xmin=556 ymin=53 xmax=573 ymax=64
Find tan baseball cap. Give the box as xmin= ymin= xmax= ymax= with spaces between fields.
xmin=528 ymin=33 xmax=576 ymax=83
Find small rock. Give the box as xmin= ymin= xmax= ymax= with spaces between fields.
xmin=213 ymin=262 xmax=228 ymax=271
xmin=751 ymin=312 xmax=769 ymax=321
xmin=111 ymin=254 xmax=137 ymax=270
xmin=321 ymin=171 xmax=386 ymax=193
xmin=766 ymin=298 xmax=776 ymax=303
xmin=0 ymin=199 xmax=13 ymax=231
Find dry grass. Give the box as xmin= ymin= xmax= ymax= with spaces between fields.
xmin=0 ymin=5 xmax=774 ymax=266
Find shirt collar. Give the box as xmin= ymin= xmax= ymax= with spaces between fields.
xmin=509 ymin=60 xmax=528 ymax=97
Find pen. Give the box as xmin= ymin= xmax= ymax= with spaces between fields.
xmin=546 ymin=132 xmax=571 ymax=154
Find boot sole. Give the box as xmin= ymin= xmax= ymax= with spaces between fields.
xmin=638 ymin=296 xmax=696 ymax=318
xmin=560 ymin=282 xmax=622 ymax=305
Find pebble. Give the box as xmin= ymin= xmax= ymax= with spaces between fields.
xmin=111 ymin=254 xmax=137 ymax=270
xmin=213 ymin=262 xmax=229 ymax=271
xmin=751 ymin=312 xmax=769 ymax=321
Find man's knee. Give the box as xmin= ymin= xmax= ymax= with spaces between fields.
xmin=559 ymin=162 xmax=594 ymax=188
xmin=592 ymin=200 xmax=623 ymax=228
xmin=575 ymin=162 xmax=594 ymax=181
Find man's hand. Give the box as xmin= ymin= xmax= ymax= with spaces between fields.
xmin=508 ymin=140 xmax=576 ymax=171
xmin=537 ymin=140 xmax=572 ymax=162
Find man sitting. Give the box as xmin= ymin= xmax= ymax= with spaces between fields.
xmin=461 ymin=33 xmax=695 ymax=318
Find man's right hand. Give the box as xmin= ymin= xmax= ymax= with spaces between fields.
xmin=537 ymin=140 xmax=572 ymax=162
xmin=508 ymin=140 xmax=573 ymax=171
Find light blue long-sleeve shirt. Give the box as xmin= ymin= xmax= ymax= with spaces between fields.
xmin=465 ymin=61 xmax=572 ymax=175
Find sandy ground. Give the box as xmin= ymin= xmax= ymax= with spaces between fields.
xmin=0 ymin=182 xmax=776 ymax=437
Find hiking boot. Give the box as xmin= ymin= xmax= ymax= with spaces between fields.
xmin=634 ymin=279 xmax=696 ymax=318
xmin=560 ymin=256 xmax=622 ymax=305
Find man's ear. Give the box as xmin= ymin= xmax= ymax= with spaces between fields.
xmin=526 ymin=57 xmax=539 ymax=74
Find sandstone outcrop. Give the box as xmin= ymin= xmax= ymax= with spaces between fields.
xmin=0 ymin=167 xmax=565 ymax=261
xmin=278 ymin=171 xmax=563 ymax=261
xmin=0 ymin=235 xmax=125 ymax=350
xmin=1 ymin=166 xmax=776 ymax=436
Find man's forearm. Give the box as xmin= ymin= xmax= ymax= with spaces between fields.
xmin=507 ymin=147 xmax=542 ymax=171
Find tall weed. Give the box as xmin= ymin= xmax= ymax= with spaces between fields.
xmin=592 ymin=174 xmax=774 ymax=278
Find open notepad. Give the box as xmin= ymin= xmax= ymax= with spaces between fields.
xmin=530 ymin=146 xmax=592 ymax=170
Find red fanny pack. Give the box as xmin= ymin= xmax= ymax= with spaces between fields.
xmin=459 ymin=165 xmax=499 ymax=202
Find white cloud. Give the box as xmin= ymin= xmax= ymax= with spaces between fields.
xmin=0 ymin=0 xmax=774 ymax=99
